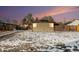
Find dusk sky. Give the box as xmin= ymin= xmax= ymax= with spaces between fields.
xmin=0 ymin=6 xmax=79 ymax=22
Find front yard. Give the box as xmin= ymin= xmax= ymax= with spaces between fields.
xmin=0 ymin=31 xmax=79 ymax=52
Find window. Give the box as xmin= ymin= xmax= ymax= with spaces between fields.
xmin=49 ymin=23 xmax=54 ymax=27
xmin=33 ymin=23 xmax=37 ymax=28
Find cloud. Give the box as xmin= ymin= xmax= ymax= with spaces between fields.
xmin=34 ymin=6 xmax=79 ymax=18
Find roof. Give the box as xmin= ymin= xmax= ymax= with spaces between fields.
xmin=0 ymin=17 xmax=18 ymax=26
xmin=39 ymin=19 xmax=49 ymax=23
xmin=33 ymin=19 xmax=51 ymax=23
xmin=67 ymin=19 xmax=79 ymax=26
xmin=33 ymin=20 xmax=59 ymax=25
xmin=64 ymin=21 xmax=72 ymax=25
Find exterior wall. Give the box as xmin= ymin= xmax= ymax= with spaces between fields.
xmin=77 ymin=25 xmax=79 ymax=32
xmin=64 ymin=25 xmax=77 ymax=31
xmin=69 ymin=26 xmax=77 ymax=31
xmin=54 ymin=25 xmax=64 ymax=31
xmin=0 ymin=23 xmax=15 ymax=31
xmin=32 ymin=23 xmax=54 ymax=32
xmin=64 ymin=26 xmax=70 ymax=31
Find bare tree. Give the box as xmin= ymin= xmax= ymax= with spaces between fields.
xmin=41 ymin=16 xmax=55 ymax=23
xmin=22 ymin=13 xmax=34 ymax=29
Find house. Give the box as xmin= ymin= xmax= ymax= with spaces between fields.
xmin=64 ymin=19 xmax=79 ymax=31
xmin=0 ymin=17 xmax=17 ymax=31
xmin=32 ymin=19 xmax=55 ymax=32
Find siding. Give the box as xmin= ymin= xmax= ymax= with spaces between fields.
xmin=77 ymin=25 xmax=79 ymax=32
xmin=64 ymin=25 xmax=77 ymax=31
xmin=0 ymin=22 xmax=15 ymax=31
xmin=32 ymin=23 xmax=54 ymax=32
xmin=54 ymin=25 xmax=64 ymax=31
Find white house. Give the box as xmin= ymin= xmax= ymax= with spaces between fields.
xmin=65 ymin=19 xmax=79 ymax=31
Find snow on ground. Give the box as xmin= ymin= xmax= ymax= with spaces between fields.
xmin=0 ymin=31 xmax=16 ymax=37
xmin=0 ymin=31 xmax=79 ymax=52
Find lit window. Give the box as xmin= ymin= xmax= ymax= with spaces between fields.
xmin=49 ymin=23 xmax=54 ymax=27
xmin=33 ymin=23 xmax=37 ymax=27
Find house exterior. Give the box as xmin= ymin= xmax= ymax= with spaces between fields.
xmin=0 ymin=21 xmax=17 ymax=31
xmin=0 ymin=17 xmax=18 ymax=31
xmin=64 ymin=19 xmax=79 ymax=31
xmin=32 ymin=20 xmax=54 ymax=32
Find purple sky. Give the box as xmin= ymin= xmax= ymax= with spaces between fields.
xmin=0 ymin=6 xmax=79 ymax=22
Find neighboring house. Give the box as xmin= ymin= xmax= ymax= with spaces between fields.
xmin=0 ymin=17 xmax=17 ymax=31
xmin=32 ymin=19 xmax=59 ymax=32
xmin=64 ymin=19 xmax=79 ymax=31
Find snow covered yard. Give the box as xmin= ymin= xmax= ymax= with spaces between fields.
xmin=0 ymin=31 xmax=79 ymax=52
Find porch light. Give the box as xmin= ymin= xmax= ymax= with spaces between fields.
xmin=33 ymin=23 xmax=37 ymax=28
